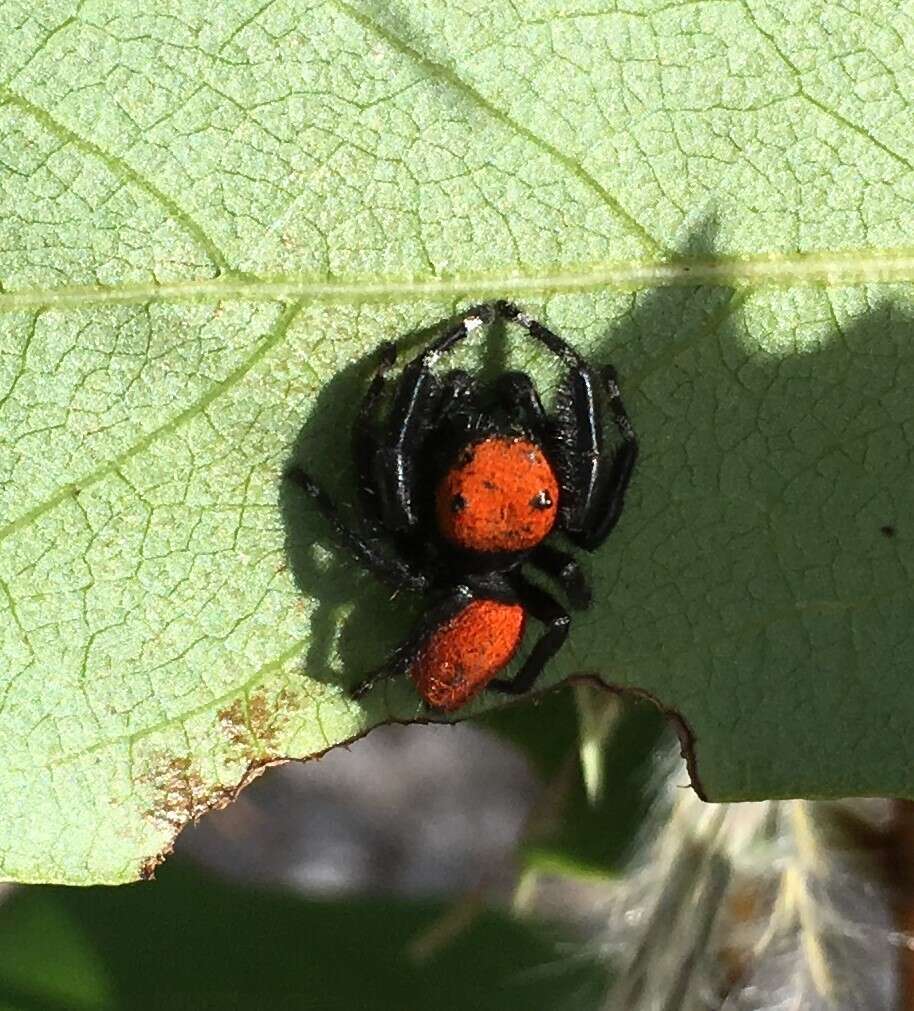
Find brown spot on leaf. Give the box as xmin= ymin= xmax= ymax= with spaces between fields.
xmin=143 ymin=755 xmax=225 ymax=833
xmin=217 ymin=689 xmax=290 ymax=758
xmin=248 ymin=690 xmax=287 ymax=751
xmin=140 ymin=752 xmax=277 ymax=878
xmin=218 ymin=700 xmax=249 ymax=748
xmin=138 ymin=857 xmax=159 ymax=881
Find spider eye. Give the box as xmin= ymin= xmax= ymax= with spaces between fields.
xmin=451 ymin=493 xmax=467 ymax=513
xmin=531 ymin=490 xmax=553 ymax=511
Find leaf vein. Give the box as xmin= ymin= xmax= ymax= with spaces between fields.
xmin=741 ymin=0 xmax=914 ymax=174
xmin=327 ymin=0 xmax=664 ymax=255
xmin=5 ymin=246 xmax=914 ymax=313
xmin=0 ymin=86 xmax=234 ymax=274
xmin=0 ymin=300 xmax=305 ymax=546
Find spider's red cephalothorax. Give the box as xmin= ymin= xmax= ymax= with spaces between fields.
xmin=286 ymin=301 xmax=638 ymax=711
xmin=435 ymin=437 xmax=560 ymax=553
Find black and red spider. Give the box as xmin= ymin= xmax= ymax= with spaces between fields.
xmin=285 ymin=301 xmax=638 ymax=711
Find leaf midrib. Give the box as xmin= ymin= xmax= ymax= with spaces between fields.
xmin=4 ymin=246 xmax=914 ymax=313
xmin=2 ymin=243 xmax=912 ymax=547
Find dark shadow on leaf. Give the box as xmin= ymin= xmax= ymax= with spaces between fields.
xmin=598 ymin=292 xmax=914 ymax=800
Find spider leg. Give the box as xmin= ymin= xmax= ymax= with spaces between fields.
xmin=572 ymin=366 xmax=638 ymax=551
xmin=350 ymin=585 xmax=475 ymax=699
xmin=353 ymin=341 xmax=398 ymax=524
xmin=284 ymin=467 xmax=429 ymax=592
xmin=527 ymin=543 xmax=592 ymax=610
xmin=491 ymin=300 xmax=587 ymax=370
xmin=489 ymin=574 xmax=570 ymax=696
xmin=373 ymin=306 xmax=493 ymax=530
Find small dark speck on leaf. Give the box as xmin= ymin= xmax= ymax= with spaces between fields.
xmin=881 ymin=525 xmax=896 ymax=538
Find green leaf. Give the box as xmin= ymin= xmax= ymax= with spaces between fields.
xmin=0 ymin=858 xmax=602 ymax=1010
xmin=2 ymin=1 xmax=914 ymax=882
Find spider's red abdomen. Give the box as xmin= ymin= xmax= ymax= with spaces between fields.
xmin=435 ymin=437 xmax=559 ymax=553
xmin=410 ymin=599 xmax=526 ymax=711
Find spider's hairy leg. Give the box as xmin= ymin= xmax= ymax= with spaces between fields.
xmin=354 ymin=341 xmax=398 ymax=523
xmin=490 ymin=573 xmax=570 ymax=696
xmin=284 ymin=466 xmax=429 ymax=592
xmin=490 ymin=300 xmax=587 ymax=370
xmin=373 ymin=307 xmax=492 ymax=531
xmin=487 ymin=302 xmax=603 ymax=530
xmin=489 ymin=302 xmax=638 ymax=546
xmin=573 ymin=365 xmax=639 ymax=551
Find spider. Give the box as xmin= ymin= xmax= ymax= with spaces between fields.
xmin=285 ymin=301 xmax=638 ymax=711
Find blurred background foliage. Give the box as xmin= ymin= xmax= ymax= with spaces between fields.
xmin=1 ymin=685 xmax=909 ymax=1010
xmin=0 ymin=862 xmax=602 ymax=1010
xmin=0 ymin=687 xmax=655 ymax=1011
